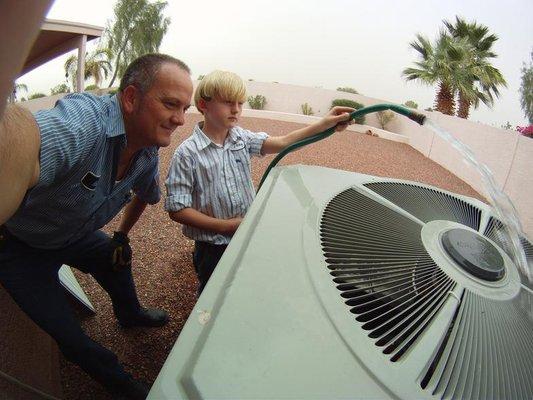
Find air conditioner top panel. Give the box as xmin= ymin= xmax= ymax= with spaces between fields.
xmin=148 ymin=165 xmax=533 ymax=400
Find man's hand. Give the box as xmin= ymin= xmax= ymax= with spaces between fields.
xmin=110 ymin=231 xmax=132 ymax=270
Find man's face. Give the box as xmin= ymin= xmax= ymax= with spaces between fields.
xmin=130 ymin=63 xmax=193 ymax=148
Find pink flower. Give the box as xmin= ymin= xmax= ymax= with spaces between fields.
xmin=516 ymin=125 xmax=533 ymax=137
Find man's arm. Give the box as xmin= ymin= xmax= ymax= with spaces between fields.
xmin=117 ymin=195 xmax=148 ymax=235
xmin=0 ymin=105 xmax=40 ymax=225
xmin=169 ymin=208 xmax=241 ymax=236
xmin=261 ymin=106 xmax=354 ymax=154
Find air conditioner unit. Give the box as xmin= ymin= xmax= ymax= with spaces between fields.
xmin=148 ymin=165 xmax=533 ymax=400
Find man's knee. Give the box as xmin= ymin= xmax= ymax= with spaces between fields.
xmin=59 ymin=334 xmax=118 ymax=366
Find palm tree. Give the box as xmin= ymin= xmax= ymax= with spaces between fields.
xmin=64 ymin=48 xmax=112 ymax=91
xmin=403 ymin=32 xmax=468 ymax=115
xmin=444 ymin=16 xmax=507 ymax=119
xmin=9 ymin=82 xmax=28 ymax=102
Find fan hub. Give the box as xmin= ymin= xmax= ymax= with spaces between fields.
xmin=441 ymin=228 xmax=504 ymax=281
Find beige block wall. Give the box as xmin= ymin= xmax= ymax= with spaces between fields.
xmin=502 ymin=135 xmax=533 ymax=238
xmin=19 ymin=82 xmax=533 ymax=239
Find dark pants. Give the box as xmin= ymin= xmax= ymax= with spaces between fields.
xmin=193 ymin=241 xmax=227 ymax=295
xmin=0 ymin=229 xmax=141 ymax=394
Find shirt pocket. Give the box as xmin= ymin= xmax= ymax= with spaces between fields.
xmin=229 ymin=141 xmax=250 ymax=170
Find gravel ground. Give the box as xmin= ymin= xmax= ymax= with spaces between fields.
xmin=60 ymin=115 xmax=483 ymax=399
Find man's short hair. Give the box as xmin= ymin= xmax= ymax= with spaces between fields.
xmin=194 ymin=70 xmax=246 ymax=113
xmin=119 ymin=53 xmax=190 ymax=94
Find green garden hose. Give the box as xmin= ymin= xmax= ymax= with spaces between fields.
xmin=257 ymin=103 xmax=426 ymax=190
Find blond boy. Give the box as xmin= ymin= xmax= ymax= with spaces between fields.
xmin=165 ymin=70 xmax=353 ymax=294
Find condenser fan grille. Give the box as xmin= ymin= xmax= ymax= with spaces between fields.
xmin=421 ymin=290 xmax=533 ymax=400
xmin=320 ymin=184 xmax=533 ymax=400
xmin=364 ymin=182 xmax=482 ymax=230
xmin=320 ymin=188 xmax=456 ymax=362
xmin=484 ymin=217 xmax=533 ymax=290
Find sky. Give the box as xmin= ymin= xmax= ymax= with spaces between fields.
xmin=20 ymin=0 xmax=533 ymax=127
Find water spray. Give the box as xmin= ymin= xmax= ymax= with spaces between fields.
xmin=257 ymin=103 xmax=530 ymax=281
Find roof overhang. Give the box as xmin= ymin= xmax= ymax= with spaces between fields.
xmin=20 ymin=18 xmax=104 ymax=77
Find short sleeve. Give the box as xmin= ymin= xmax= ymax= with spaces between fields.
xmin=164 ymin=148 xmax=196 ymax=212
xmin=34 ymin=93 xmax=104 ymax=186
xmin=236 ymin=127 xmax=269 ymax=157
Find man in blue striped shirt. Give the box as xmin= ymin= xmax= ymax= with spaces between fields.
xmin=0 ymin=54 xmax=193 ymax=399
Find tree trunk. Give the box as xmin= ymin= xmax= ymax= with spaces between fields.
xmin=435 ymin=81 xmax=455 ymax=115
xmin=108 ymin=58 xmax=121 ymax=88
xmin=107 ymin=31 xmax=132 ymax=88
xmin=457 ymin=92 xmax=470 ymax=119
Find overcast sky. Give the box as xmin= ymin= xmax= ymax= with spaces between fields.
xmin=21 ymin=0 xmax=532 ymax=127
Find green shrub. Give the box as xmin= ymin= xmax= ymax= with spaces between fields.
xmin=331 ymin=99 xmax=365 ymax=124
xmin=28 ymin=93 xmax=46 ymax=100
xmin=50 ymin=83 xmax=70 ymax=95
xmin=108 ymin=88 xmax=118 ymax=95
xmin=376 ymin=110 xmax=395 ymax=129
xmin=403 ymin=100 xmax=418 ymax=109
xmin=85 ymin=84 xmax=99 ymax=91
xmin=337 ymin=86 xmax=359 ymax=94
xmin=247 ymin=94 xmax=266 ymax=110
xmin=197 ymin=74 xmax=205 ymax=80
xmin=300 ymin=103 xmax=314 ymax=115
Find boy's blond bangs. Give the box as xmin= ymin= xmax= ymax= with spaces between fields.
xmin=195 ymin=70 xmax=246 ymax=108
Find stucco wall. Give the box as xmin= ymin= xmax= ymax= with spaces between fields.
xmin=18 ymin=82 xmax=532 ymax=239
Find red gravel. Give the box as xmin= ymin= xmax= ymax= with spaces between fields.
xmin=60 ymin=115 xmax=482 ymax=399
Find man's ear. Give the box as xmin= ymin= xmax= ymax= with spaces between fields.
xmin=120 ymin=85 xmax=139 ymax=114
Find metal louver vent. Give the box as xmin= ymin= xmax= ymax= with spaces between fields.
xmin=320 ymin=188 xmax=456 ymax=362
xmin=421 ymin=290 xmax=533 ymax=400
xmin=484 ymin=217 xmax=533 ymax=290
xmin=420 ymin=217 xmax=533 ymax=400
xmin=364 ymin=182 xmax=481 ymax=230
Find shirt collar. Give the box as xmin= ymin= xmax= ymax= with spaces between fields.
xmin=104 ymin=94 xmax=126 ymax=138
xmin=192 ymin=122 xmax=240 ymax=150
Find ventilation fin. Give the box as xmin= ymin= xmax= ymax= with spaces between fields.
xmin=365 ymin=182 xmax=481 ymax=230
xmin=320 ymin=188 xmax=455 ymax=361
xmin=484 ymin=217 xmax=533 ymax=290
xmin=421 ymin=290 xmax=533 ymax=400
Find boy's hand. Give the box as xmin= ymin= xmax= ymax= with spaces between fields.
xmin=224 ymin=217 xmax=243 ymax=235
xmin=318 ymin=106 xmax=355 ymax=132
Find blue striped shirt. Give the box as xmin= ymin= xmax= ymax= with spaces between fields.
xmin=6 ymin=93 xmax=160 ymax=249
xmin=164 ymin=123 xmax=268 ymax=244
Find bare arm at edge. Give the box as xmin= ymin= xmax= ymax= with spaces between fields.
xmin=117 ymin=195 xmax=148 ymax=235
xmin=0 ymin=105 xmax=40 ymax=225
